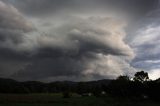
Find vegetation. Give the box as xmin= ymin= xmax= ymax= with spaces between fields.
xmin=133 ymin=71 xmax=149 ymax=82
xmin=0 ymin=93 xmax=160 ymax=106
xmin=0 ymin=71 xmax=160 ymax=105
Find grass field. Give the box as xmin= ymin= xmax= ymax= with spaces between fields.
xmin=0 ymin=93 xmax=159 ymax=106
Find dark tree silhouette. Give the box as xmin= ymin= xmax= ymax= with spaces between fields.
xmin=107 ymin=75 xmax=131 ymax=97
xmin=1 ymin=73 xmax=160 ymax=101
xmin=133 ymin=71 xmax=149 ymax=82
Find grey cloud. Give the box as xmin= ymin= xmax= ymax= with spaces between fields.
xmin=130 ymin=5 xmax=160 ymax=77
xmin=6 ymin=0 xmax=75 ymax=16
xmin=0 ymin=1 xmax=35 ymax=78
xmin=0 ymin=1 xmax=34 ymax=51
xmin=0 ymin=47 xmax=32 ymax=78
xmin=0 ymin=1 xmax=33 ymax=31
xmin=9 ymin=16 xmax=135 ymax=81
xmin=2 ymin=0 xmax=159 ymax=81
xmin=5 ymin=0 xmax=158 ymax=19
xmin=11 ymin=57 xmax=84 ymax=81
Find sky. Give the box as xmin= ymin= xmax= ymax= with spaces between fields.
xmin=0 ymin=0 xmax=160 ymax=81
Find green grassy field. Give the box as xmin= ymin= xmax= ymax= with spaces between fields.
xmin=0 ymin=93 xmax=159 ymax=106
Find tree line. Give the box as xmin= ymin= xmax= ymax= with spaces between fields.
xmin=0 ymin=71 xmax=160 ymax=101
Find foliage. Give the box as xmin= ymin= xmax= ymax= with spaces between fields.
xmin=0 ymin=93 xmax=160 ymax=106
xmin=133 ymin=71 xmax=149 ymax=82
xmin=0 ymin=71 xmax=160 ymax=102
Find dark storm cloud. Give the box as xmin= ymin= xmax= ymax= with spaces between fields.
xmin=0 ymin=0 xmax=159 ymax=81
xmin=0 ymin=1 xmax=33 ymax=31
xmin=11 ymin=57 xmax=84 ymax=81
xmin=7 ymin=0 xmax=74 ymax=16
xmin=9 ymin=16 xmax=135 ymax=81
xmin=5 ymin=0 xmax=158 ymax=18
xmin=129 ymin=4 xmax=160 ymax=79
xmin=0 ymin=1 xmax=34 ymax=51
xmin=0 ymin=48 xmax=30 ymax=78
xmin=0 ymin=1 xmax=35 ymax=78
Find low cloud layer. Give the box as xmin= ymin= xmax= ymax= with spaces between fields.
xmin=10 ymin=17 xmax=135 ymax=81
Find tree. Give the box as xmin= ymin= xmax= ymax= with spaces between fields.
xmin=133 ymin=71 xmax=149 ymax=82
xmin=107 ymin=75 xmax=131 ymax=97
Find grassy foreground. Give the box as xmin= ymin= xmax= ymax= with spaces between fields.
xmin=0 ymin=93 xmax=159 ymax=106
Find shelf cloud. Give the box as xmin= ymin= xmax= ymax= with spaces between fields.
xmin=0 ymin=0 xmax=159 ymax=81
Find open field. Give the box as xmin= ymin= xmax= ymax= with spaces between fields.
xmin=0 ymin=93 xmax=160 ymax=106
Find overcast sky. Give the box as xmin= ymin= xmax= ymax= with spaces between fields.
xmin=0 ymin=0 xmax=160 ymax=81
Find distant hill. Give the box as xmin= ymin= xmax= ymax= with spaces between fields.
xmin=0 ymin=77 xmax=112 ymax=94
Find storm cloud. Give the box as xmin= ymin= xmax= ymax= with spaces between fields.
xmin=130 ymin=7 xmax=160 ymax=80
xmin=10 ymin=16 xmax=135 ymax=81
xmin=0 ymin=0 xmax=159 ymax=81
